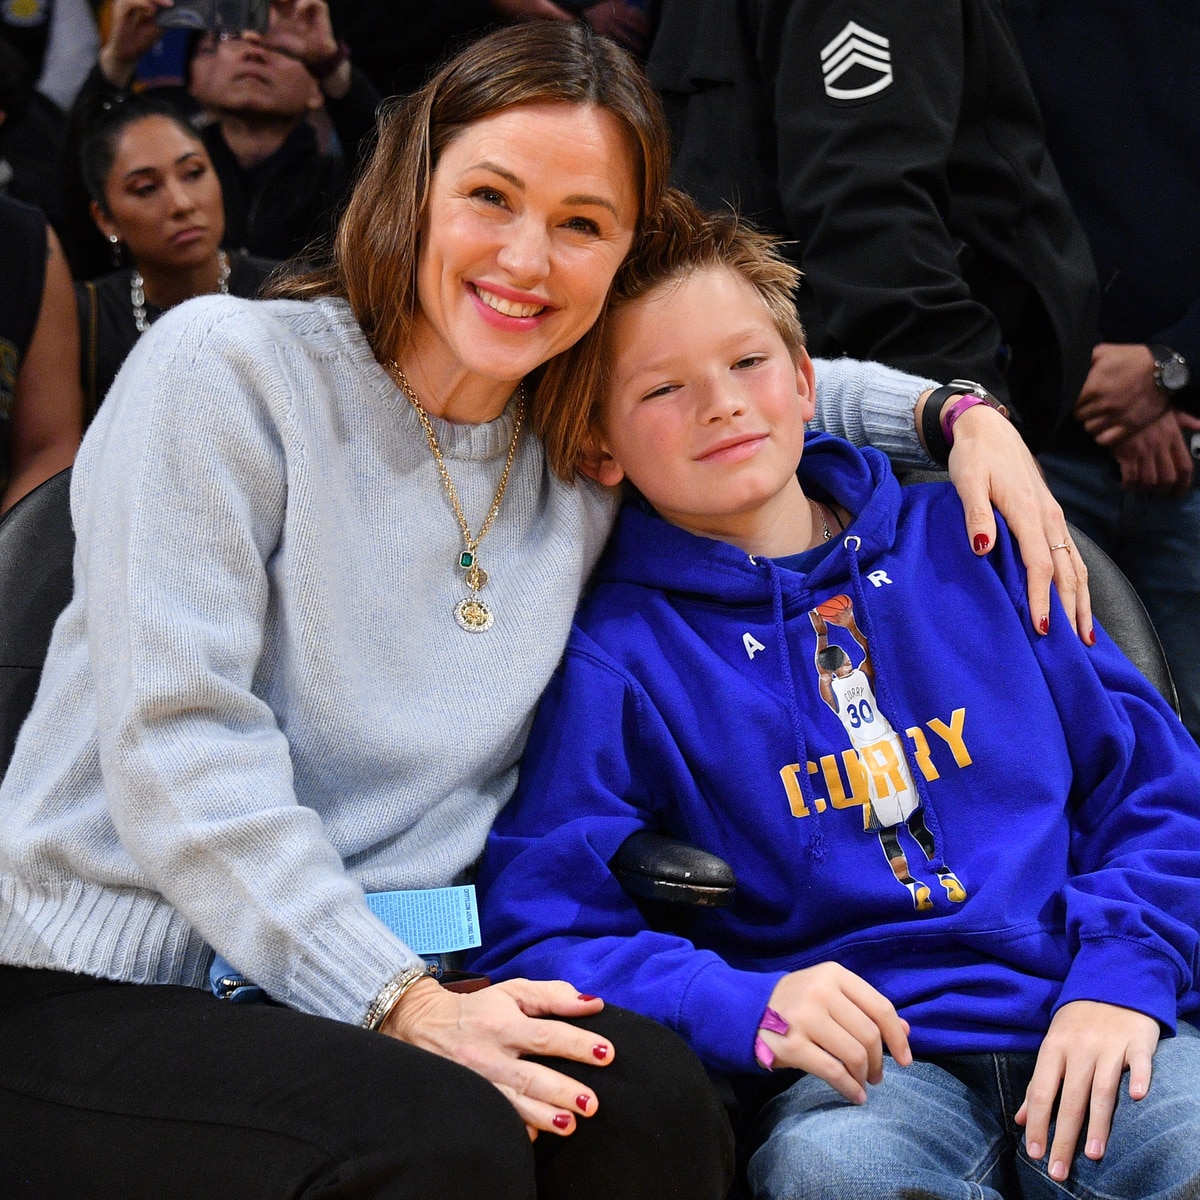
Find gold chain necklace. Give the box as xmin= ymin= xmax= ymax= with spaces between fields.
xmin=389 ymin=364 xmax=525 ymax=633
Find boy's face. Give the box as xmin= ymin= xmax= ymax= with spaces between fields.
xmin=588 ymin=266 xmax=816 ymax=547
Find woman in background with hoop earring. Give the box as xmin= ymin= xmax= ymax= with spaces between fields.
xmin=75 ymin=93 xmax=275 ymax=412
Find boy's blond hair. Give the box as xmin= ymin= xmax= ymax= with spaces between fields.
xmin=608 ymin=188 xmax=806 ymax=358
xmin=552 ymin=189 xmax=807 ymax=473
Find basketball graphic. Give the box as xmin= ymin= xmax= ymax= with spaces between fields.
xmin=815 ymin=595 xmax=852 ymax=621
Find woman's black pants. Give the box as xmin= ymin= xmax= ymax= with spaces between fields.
xmin=0 ymin=966 xmax=733 ymax=1199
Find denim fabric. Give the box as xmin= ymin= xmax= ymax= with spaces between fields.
xmin=746 ymin=1022 xmax=1200 ymax=1200
xmin=1039 ymin=451 xmax=1200 ymax=744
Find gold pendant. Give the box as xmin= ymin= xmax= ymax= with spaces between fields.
xmin=454 ymin=595 xmax=494 ymax=633
xmin=465 ymin=563 xmax=488 ymax=591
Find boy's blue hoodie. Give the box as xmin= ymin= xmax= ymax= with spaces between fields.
xmin=471 ymin=434 xmax=1200 ymax=1075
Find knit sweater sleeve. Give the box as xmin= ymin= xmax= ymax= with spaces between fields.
xmin=73 ymin=297 xmax=425 ymax=1022
xmin=471 ymin=637 xmax=784 ymax=1075
xmin=811 ymin=357 xmax=938 ymax=468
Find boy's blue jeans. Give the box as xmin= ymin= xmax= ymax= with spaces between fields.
xmin=747 ymin=1021 xmax=1200 ymax=1200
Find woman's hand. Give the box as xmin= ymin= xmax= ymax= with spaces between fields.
xmin=757 ymin=964 xmax=911 ymax=1104
xmin=944 ymin=403 xmax=1093 ymax=641
xmin=99 ymin=0 xmax=170 ymax=88
xmin=382 ymin=977 xmax=608 ymax=1140
xmin=1015 ymin=1000 xmax=1159 ymax=1182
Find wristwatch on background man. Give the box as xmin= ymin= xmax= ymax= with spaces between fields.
xmin=1150 ymin=344 xmax=1191 ymax=395
xmin=921 ymin=379 xmax=1011 ymax=465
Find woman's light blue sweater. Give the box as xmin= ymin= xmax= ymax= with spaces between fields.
xmin=0 ymin=294 xmax=932 ymax=1024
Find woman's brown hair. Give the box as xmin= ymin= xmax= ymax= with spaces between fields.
xmin=269 ymin=20 xmax=671 ymax=479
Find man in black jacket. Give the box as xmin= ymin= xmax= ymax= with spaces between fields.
xmin=1005 ymin=0 xmax=1200 ymax=743
xmin=645 ymin=0 xmax=1098 ymax=451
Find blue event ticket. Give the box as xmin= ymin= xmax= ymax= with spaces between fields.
xmin=365 ymin=885 xmax=481 ymax=955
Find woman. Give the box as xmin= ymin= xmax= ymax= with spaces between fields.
xmin=0 ymin=194 xmax=82 ymax=512
xmin=75 ymin=94 xmax=276 ymax=411
xmin=0 ymin=20 xmax=1085 ymax=1200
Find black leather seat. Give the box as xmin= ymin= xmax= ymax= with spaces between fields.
xmin=0 ymin=467 xmax=74 ymax=776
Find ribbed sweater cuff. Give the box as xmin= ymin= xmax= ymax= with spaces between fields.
xmin=287 ymin=902 xmax=427 ymax=1025
xmin=813 ymin=359 xmax=939 ymax=468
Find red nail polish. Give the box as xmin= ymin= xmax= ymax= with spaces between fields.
xmin=576 ymin=1094 xmax=590 ymax=1113
xmin=1039 ymin=616 xmax=1050 ymax=635
xmin=592 ymin=1044 xmax=609 ymax=1061
xmin=553 ymin=1113 xmax=571 ymax=1130
xmin=1088 ymin=627 xmax=1096 ymax=646
xmin=973 ymin=533 xmax=990 ymax=553
xmin=577 ymin=994 xmax=598 ymax=1002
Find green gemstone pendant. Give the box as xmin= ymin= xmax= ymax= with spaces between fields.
xmin=459 ymin=551 xmax=474 ymax=569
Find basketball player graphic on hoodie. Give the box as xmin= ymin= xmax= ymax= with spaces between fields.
xmin=810 ymin=598 xmax=967 ymax=911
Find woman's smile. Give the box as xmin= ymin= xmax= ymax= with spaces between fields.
xmin=469 ymin=281 xmax=552 ymax=323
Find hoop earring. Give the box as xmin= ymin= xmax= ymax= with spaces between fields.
xmin=108 ymin=232 xmax=121 ymax=269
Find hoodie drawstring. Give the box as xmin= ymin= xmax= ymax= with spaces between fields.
xmin=761 ymin=557 xmax=827 ymax=862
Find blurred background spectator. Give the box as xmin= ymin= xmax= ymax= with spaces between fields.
xmin=325 ymin=0 xmax=648 ymax=103
xmin=0 ymin=0 xmax=99 ymax=112
xmin=75 ymin=93 xmax=275 ymax=410
xmin=0 ymin=34 xmax=67 ymax=227
xmin=0 ymin=193 xmax=82 ymax=512
xmin=1006 ymin=0 xmax=1200 ymax=743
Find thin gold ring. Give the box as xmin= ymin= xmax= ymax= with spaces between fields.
xmin=1049 ymin=541 xmax=1071 ymax=552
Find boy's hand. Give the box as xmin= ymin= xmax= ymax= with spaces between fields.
xmin=1015 ymin=1000 xmax=1159 ymax=1182
xmin=760 ymin=964 xmax=911 ymax=1104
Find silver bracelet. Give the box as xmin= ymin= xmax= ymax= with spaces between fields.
xmin=362 ymin=964 xmax=433 ymax=1031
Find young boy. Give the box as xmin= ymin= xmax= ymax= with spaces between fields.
xmin=470 ymin=193 xmax=1200 ymax=1199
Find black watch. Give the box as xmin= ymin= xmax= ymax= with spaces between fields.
xmin=921 ymin=379 xmax=1009 ymax=466
xmin=1150 ymin=344 xmax=1190 ymax=394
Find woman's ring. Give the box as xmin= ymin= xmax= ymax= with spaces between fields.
xmin=1049 ymin=541 xmax=1071 ymax=552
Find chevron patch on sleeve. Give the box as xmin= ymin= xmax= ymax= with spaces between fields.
xmin=820 ymin=21 xmax=893 ymax=100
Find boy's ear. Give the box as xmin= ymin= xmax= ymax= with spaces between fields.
xmin=794 ymin=347 xmax=817 ymax=423
xmin=578 ymin=429 xmax=626 ymax=487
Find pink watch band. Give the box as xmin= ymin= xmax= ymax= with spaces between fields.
xmin=941 ymin=393 xmax=995 ymax=448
